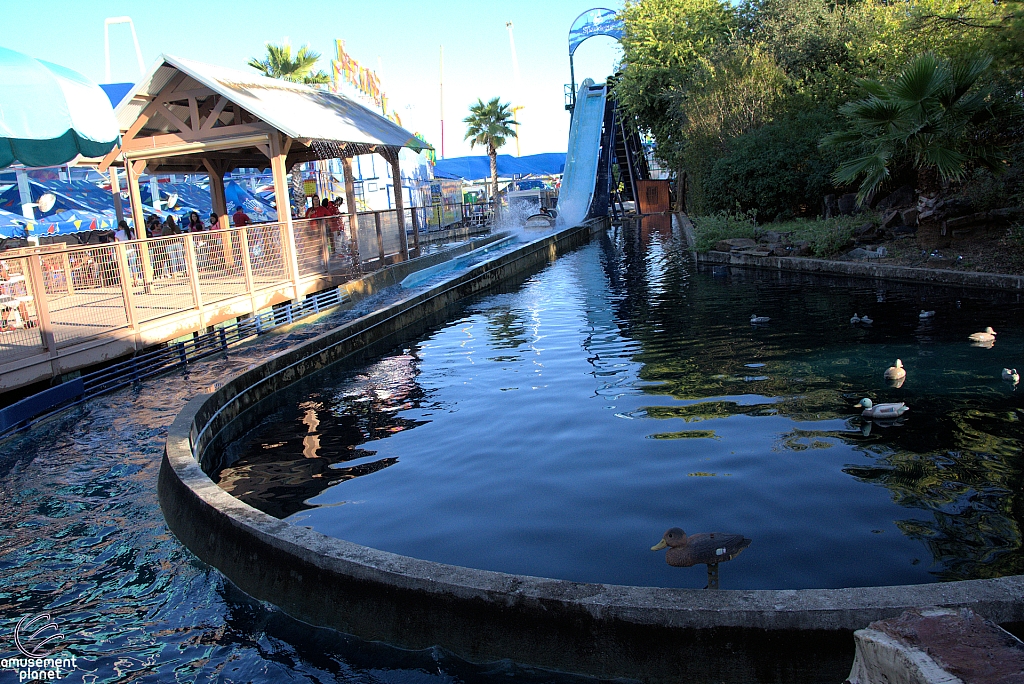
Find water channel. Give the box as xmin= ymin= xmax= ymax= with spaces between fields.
xmin=221 ymin=220 xmax=1024 ymax=591
xmin=3 ymin=219 xmax=1022 ymax=681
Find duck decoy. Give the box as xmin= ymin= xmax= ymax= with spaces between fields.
xmin=859 ymin=314 xmax=873 ymax=325
xmin=651 ymin=527 xmax=751 ymax=568
xmin=883 ymin=359 xmax=906 ymax=382
xmin=855 ymin=398 xmax=909 ymax=419
xmin=750 ymin=314 xmax=770 ymax=324
xmin=920 ymin=310 xmax=935 ymax=319
xmin=969 ymin=327 xmax=997 ymax=343
xmin=1003 ymin=368 xmax=1019 ymax=384
xmin=850 ymin=313 xmax=861 ymax=324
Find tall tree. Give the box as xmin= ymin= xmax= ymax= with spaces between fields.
xmin=248 ymin=42 xmax=329 ymax=215
xmin=616 ymin=0 xmax=737 ymax=207
xmin=248 ymin=43 xmax=329 ymax=84
xmin=463 ymin=98 xmax=518 ymax=209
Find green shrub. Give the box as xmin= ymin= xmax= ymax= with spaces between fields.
xmin=771 ymin=215 xmax=863 ymax=257
xmin=690 ymin=210 xmax=759 ymax=251
xmin=701 ymin=108 xmax=842 ymax=221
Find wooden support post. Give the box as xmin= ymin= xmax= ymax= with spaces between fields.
xmin=374 ymin=211 xmax=386 ymax=264
xmin=183 ymin=235 xmax=204 ymax=313
xmin=113 ymin=241 xmax=138 ymax=332
xmin=341 ymin=156 xmax=360 ymax=271
xmin=269 ymin=133 xmax=302 ymax=296
xmin=124 ymin=160 xmax=147 ymax=237
xmin=410 ymin=207 xmax=422 ymax=254
xmin=25 ymin=254 xmax=56 ymax=361
xmin=203 ymin=158 xmax=235 ymax=269
xmin=109 ymin=167 xmax=125 ymax=225
xmin=384 ymin=150 xmax=409 ymax=260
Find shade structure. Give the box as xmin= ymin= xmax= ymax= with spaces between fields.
xmin=0 ymin=46 xmax=119 ymax=168
xmin=433 ymin=153 xmax=566 ymax=180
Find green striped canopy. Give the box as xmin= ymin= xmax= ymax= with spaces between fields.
xmin=0 ymin=46 xmax=119 ymax=168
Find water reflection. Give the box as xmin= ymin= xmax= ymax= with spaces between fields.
xmin=226 ymin=219 xmax=1024 ymax=588
xmin=217 ymin=354 xmax=425 ymax=519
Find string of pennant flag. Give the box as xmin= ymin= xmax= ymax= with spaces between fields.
xmin=331 ymin=40 xmax=403 ymax=127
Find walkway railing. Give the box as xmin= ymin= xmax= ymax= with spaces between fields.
xmin=0 ymin=206 xmax=480 ymax=392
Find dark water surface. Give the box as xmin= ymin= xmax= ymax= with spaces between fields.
xmin=223 ymin=222 xmax=1024 ymax=591
xmin=0 ymin=284 xmax=602 ymax=683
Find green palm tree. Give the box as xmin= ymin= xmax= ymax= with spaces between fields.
xmin=463 ymin=98 xmax=518 ymax=209
xmin=825 ymin=52 xmax=1005 ymax=202
xmin=248 ymin=42 xmax=329 ymax=215
xmin=248 ymin=43 xmax=329 ymax=85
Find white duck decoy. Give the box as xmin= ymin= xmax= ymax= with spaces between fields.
xmin=968 ymin=327 xmax=997 ymax=343
xmin=1003 ymin=368 xmax=1020 ymax=384
xmin=920 ymin=310 xmax=935 ymax=319
xmin=855 ymin=398 xmax=909 ymax=419
xmin=850 ymin=313 xmax=861 ymax=324
xmin=750 ymin=314 xmax=770 ymax=324
xmin=859 ymin=314 xmax=873 ymax=325
xmin=883 ymin=359 xmax=906 ymax=381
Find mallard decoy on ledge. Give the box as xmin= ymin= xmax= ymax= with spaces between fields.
xmin=652 ymin=528 xmax=751 ymax=567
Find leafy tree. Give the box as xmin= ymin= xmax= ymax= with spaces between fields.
xmin=616 ymin=0 xmax=737 ymax=202
xmin=463 ymin=98 xmax=518 ymax=207
xmin=248 ymin=42 xmax=329 ymax=215
xmin=248 ymin=43 xmax=329 ymax=85
xmin=826 ymin=52 xmax=1005 ymax=201
xmin=704 ymin=107 xmax=840 ymax=220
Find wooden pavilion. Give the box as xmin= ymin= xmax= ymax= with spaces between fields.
xmin=99 ymin=54 xmax=431 ymax=261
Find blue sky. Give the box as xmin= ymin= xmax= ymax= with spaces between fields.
xmin=3 ymin=1 xmax=624 ymax=158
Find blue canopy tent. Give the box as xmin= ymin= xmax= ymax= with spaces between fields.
xmin=433 ymin=153 xmax=566 ymax=180
xmin=0 ymin=207 xmax=30 ymax=239
xmin=0 ymin=178 xmax=100 ymax=215
xmin=225 ymin=181 xmax=277 ymax=222
xmin=33 ymin=209 xmax=115 ymax=237
xmin=0 ymin=47 xmax=119 ymax=168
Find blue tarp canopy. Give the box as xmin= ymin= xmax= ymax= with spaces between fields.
xmin=225 ymin=181 xmax=277 ymax=222
xmin=0 ymin=179 xmax=108 ymax=215
xmin=433 ymin=153 xmax=566 ymax=181
xmin=0 ymin=207 xmax=30 ymax=239
xmin=0 ymin=47 xmax=119 ymax=168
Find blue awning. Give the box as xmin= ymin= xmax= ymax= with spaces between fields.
xmin=433 ymin=153 xmax=566 ymax=181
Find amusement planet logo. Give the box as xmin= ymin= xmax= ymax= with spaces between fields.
xmin=2 ymin=613 xmax=77 ymax=682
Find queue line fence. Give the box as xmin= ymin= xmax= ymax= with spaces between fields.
xmin=0 ymin=206 xmax=481 ymax=374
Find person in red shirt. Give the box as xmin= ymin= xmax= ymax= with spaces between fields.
xmin=232 ymin=205 xmax=251 ymax=227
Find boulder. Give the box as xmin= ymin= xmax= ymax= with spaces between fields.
xmin=899 ymin=208 xmax=919 ymax=226
xmin=854 ymin=222 xmax=876 ymax=237
xmin=945 ymin=212 xmax=988 ymax=230
xmin=772 ymin=244 xmax=790 ymax=257
xmin=990 ymin=206 xmax=1024 ymax=220
xmin=875 ymin=185 xmax=915 ymax=212
xmin=823 ymin=194 xmax=839 ymax=219
xmin=838 ymin=193 xmax=859 ymax=215
xmin=792 ymin=241 xmax=812 ymax=257
xmin=880 ymin=209 xmax=903 ymax=230
xmin=714 ymin=238 xmax=757 ymax=252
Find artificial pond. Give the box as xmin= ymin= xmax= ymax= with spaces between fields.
xmin=218 ymin=219 xmax=1024 ymax=591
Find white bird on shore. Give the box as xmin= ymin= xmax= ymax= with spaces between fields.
xmin=969 ymin=327 xmax=997 ymax=343
xmin=750 ymin=314 xmax=770 ymax=324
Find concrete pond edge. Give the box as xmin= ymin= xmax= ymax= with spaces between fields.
xmin=159 ymin=219 xmax=1024 ymax=683
xmin=677 ymin=213 xmax=1024 ymax=290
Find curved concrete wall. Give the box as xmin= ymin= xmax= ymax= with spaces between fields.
xmin=160 ymin=222 xmax=1024 ymax=683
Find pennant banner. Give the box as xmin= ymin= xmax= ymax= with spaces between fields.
xmin=332 ymin=40 xmax=403 ymax=127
